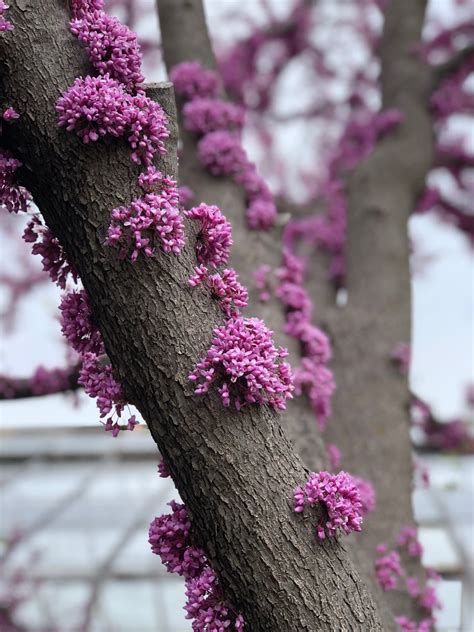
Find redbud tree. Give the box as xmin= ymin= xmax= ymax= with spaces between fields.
xmin=1 ymin=0 xmax=472 ymax=630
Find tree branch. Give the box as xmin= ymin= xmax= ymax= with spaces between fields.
xmin=0 ymin=2 xmax=382 ymax=629
xmin=432 ymin=44 xmax=474 ymax=86
xmin=0 ymin=364 xmax=81 ymax=400
xmin=157 ymin=0 xmax=330 ymax=473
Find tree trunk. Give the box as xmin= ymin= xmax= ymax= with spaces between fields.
xmin=325 ymin=0 xmax=435 ymax=619
xmin=0 ymin=2 xmax=382 ymax=629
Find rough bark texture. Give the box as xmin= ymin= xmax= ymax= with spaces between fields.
xmin=0 ymin=2 xmax=383 ymax=630
xmin=158 ymin=0 xmax=431 ymax=630
xmin=323 ymin=0 xmax=435 ymax=620
xmin=157 ymin=0 xmax=329 ymax=474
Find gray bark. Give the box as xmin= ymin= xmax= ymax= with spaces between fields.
xmin=0 ymin=1 xmax=382 ymax=629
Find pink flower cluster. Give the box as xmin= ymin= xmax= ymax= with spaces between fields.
xmin=374 ymin=546 xmax=403 ymax=591
xmin=0 ymin=0 xmax=13 ymax=32
xmin=397 ymin=526 xmax=423 ymax=558
xmin=406 ymin=576 xmax=442 ymax=612
xmin=189 ymin=267 xmax=248 ymax=317
xmin=294 ymin=359 xmax=335 ymax=429
xmin=198 ymin=131 xmax=247 ymax=176
xmin=23 ymin=216 xmax=78 ymax=289
xmin=0 ymin=151 xmax=31 ymax=214
xmin=251 ymin=248 xmax=336 ymax=429
xmin=171 ymin=60 xmax=277 ymax=231
xmin=2 ymin=107 xmax=19 ymax=121
xmin=185 ymin=204 xmax=233 ymax=267
xmin=56 ymin=75 xmax=169 ymax=165
xmin=183 ymin=99 xmax=244 ymax=135
xmin=106 ymin=168 xmax=185 ymax=261
xmin=70 ymin=8 xmax=144 ymax=89
xmin=410 ymin=395 xmax=474 ymax=454
xmin=157 ymin=457 xmax=170 ymax=479
xmin=58 ymin=286 xmax=137 ymax=437
xmin=78 ymin=352 xmax=137 ymax=436
xmin=277 ymin=249 xmax=335 ymax=428
xmin=149 ymin=500 xmax=244 ymax=630
xmin=293 ymin=470 xmax=364 ymax=539
xmin=185 ymin=201 xmax=244 ymax=313
xmin=170 ymin=61 xmax=219 ymax=101
xmin=189 ymin=317 xmax=293 ymax=411
xmin=71 ymin=0 xmax=104 ymax=18
xmin=59 ymin=289 xmax=104 ymax=355
xmin=178 ymin=185 xmax=194 ymax=208
xmin=253 ymin=265 xmax=271 ymax=302
xmin=29 ymin=366 xmax=75 ymax=397
xmin=185 ymin=202 xmax=289 ymax=409
xmin=417 ymin=54 xmax=474 ymax=243
xmin=207 ymin=269 xmax=248 ymax=316
xmin=431 ymin=60 xmax=474 ymax=121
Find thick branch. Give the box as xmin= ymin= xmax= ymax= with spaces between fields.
xmin=325 ymin=0 xmax=434 ymax=621
xmin=1 ymin=2 xmax=382 ymax=630
xmin=157 ymin=0 xmax=329 ymax=473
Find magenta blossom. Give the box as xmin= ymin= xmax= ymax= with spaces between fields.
xmin=170 ymin=61 xmax=219 ymax=101
xmin=189 ymin=316 xmax=294 ymax=411
xmin=294 ymin=470 xmax=364 ymax=539
xmin=185 ymin=203 xmax=233 ymax=267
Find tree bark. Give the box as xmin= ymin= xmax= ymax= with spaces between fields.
xmin=0 ymin=2 xmax=382 ymax=629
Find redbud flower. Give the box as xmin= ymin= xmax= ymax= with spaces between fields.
xmin=351 ymin=475 xmax=376 ymax=515
xmin=56 ymin=74 xmax=130 ymax=143
xmin=183 ymin=98 xmax=244 ymax=135
xmin=0 ymin=150 xmax=31 ymax=213
xmin=207 ymin=268 xmax=248 ymax=316
xmin=375 ymin=549 xmax=402 ymax=591
xmin=0 ymin=0 xmax=13 ymax=31
xmin=59 ymin=289 xmax=104 ymax=355
xmin=326 ymin=443 xmax=341 ymax=470
xmin=185 ymin=203 xmax=233 ymax=267
xmin=71 ymin=0 xmax=104 ymax=19
xmin=170 ymin=61 xmax=219 ymax=101
xmin=106 ymin=175 xmax=184 ymax=261
xmin=189 ymin=317 xmax=294 ymax=411
xmin=70 ymin=10 xmax=144 ymax=89
xmin=24 ymin=215 xmax=77 ymax=288
xmin=246 ymin=198 xmax=277 ymax=230
xmin=253 ymin=264 xmax=272 ymax=302
xmin=197 ymin=131 xmax=248 ymax=176
xmin=294 ymin=471 xmax=364 ymax=538
xmin=397 ymin=526 xmax=423 ymax=557
xmin=2 ymin=107 xmax=19 ymax=120
xmin=294 ymin=358 xmax=336 ymax=430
